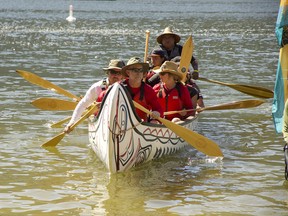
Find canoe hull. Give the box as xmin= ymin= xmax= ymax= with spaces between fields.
xmin=88 ymin=83 xmax=198 ymax=173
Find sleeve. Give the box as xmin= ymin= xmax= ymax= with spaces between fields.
xmin=68 ymin=83 xmax=102 ymax=125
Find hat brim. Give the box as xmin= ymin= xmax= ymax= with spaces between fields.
xmin=121 ymin=63 xmax=149 ymax=77
xmin=157 ymin=33 xmax=181 ymax=44
xmin=154 ymin=68 xmax=184 ymax=80
xmin=103 ymin=66 xmax=122 ymax=71
xmin=149 ymin=53 xmax=163 ymax=57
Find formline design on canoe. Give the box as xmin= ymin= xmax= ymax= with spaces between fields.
xmin=88 ymin=82 xmax=200 ymax=173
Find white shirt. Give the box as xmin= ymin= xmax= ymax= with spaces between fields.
xmin=68 ymin=78 xmax=109 ymax=125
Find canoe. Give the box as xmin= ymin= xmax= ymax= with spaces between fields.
xmin=88 ymin=82 xmax=198 ymax=173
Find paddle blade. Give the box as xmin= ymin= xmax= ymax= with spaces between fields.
xmin=16 ymin=70 xmax=80 ymax=101
xmin=160 ymin=117 xmax=223 ymax=157
xmin=199 ymin=77 xmax=274 ymax=99
xmin=229 ymin=84 xmax=274 ymax=99
xmin=201 ymin=99 xmax=265 ymax=111
xmin=180 ymin=35 xmax=194 ymax=82
xmin=133 ymin=101 xmax=223 ymax=157
xmin=31 ymin=98 xmax=77 ymax=111
xmin=42 ymin=132 xmax=65 ymax=147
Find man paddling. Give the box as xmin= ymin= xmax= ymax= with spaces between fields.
xmin=98 ymin=57 xmax=163 ymax=122
xmin=64 ymin=59 xmax=125 ymax=133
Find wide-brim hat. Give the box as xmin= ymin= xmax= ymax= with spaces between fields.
xmin=154 ymin=61 xmax=184 ymax=80
xmin=121 ymin=57 xmax=149 ymax=77
xmin=103 ymin=59 xmax=125 ymax=71
xmin=157 ymin=27 xmax=181 ymax=44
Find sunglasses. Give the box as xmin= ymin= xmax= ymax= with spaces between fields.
xmin=128 ymin=68 xmax=143 ymax=73
xmin=108 ymin=69 xmax=121 ymax=75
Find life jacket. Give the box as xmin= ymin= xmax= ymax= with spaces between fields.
xmin=121 ymin=80 xmax=148 ymax=121
xmin=156 ymin=82 xmax=184 ymax=120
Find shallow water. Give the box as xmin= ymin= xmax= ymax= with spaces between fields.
xmin=1 ymin=0 xmax=288 ymax=215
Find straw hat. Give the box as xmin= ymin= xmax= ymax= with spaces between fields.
xmin=103 ymin=59 xmax=125 ymax=71
xmin=121 ymin=57 xmax=149 ymax=77
xmin=154 ymin=61 xmax=184 ymax=80
xmin=157 ymin=27 xmax=181 ymax=44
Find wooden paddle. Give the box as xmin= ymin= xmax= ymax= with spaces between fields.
xmin=16 ymin=70 xmax=81 ymax=101
xmin=133 ymin=101 xmax=223 ymax=157
xmin=164 ymin=99 xmax=265 ymax=115
xmin=31 ymin=97 xmax=78 ymax=111
xmin=180 ymin=35 xmax=194 ymax=82
xmin=49 ymin=102 xmax=101 ymax=128
xmin=199 ymin=77 xmax=274 ymax=99
xmin=41 ymin=102 xmax=98 ymax=147
xmin=50 ymin=116 xmax=72 ymax=128
xmin=144 ymin=30 xmax=150 ymax=63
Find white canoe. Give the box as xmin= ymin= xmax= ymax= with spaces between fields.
xmin=88 ymin=82 xmax=198 ymax=173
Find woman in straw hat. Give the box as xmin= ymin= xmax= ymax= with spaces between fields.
xmin=65 ymin=59 xmax=125 ymax=133
xmin=153 ymin=61 xmax=195 ymax=122
xmin=171 ymin=56 xmax=205 ymax=110
xmin=119 ymin=57 xmax=163 ymax=122
xmin=152 ymin=26 xmax=199 ymax=80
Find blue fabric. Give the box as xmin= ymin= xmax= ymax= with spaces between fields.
xmin=272 ymin=0 xmax=288 ymax=133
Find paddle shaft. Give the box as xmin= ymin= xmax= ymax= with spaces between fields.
xmin=50 ymin=116 xmax=72 ymax=128
xmin=144 ymin=30 xmax=150 ymax=63
xmin=164 ymin=99 xmax=265 ymax=115
xmin=133 ymin=101 xmax=223 ymax=157
xmin=16 ymin=70 xmax=81 ymax=101
xmin=42 ymin=102 xmax=99 ymax=147
xmin=49 ymin=102 xmax=101 ymax=128
xmin=199 ymin=77 xmax=274 ymax=99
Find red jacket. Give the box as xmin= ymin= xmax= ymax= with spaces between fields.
xmin=153 ymin=82 xmax=194 ymax=120
xmin=122 ymin=79 xmax=163 ymax=121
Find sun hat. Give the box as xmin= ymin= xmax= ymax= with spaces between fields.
xmin=121 ymin=57 xmax=149 ymax=77
xmin=103 ymin=59 xmax=125 ymax=71
xmin=157 ymin=27 xmax=181 ymax=44
xmin=154 ymin=61 xmax=184 ymax=80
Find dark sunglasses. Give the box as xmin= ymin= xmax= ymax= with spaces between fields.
xmin=108 ymin=69 xmax=121 ymax=75
xmin=128 ymin=68 xmax=143 ymax=73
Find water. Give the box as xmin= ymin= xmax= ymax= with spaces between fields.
xmin=1 ymin=0 xmax=287 ymax=215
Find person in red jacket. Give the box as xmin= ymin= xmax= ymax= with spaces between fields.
xmin=153 ymin=61 xmax=195 ymax=122
xmin=97 ymin=57 xmax=163 ymax=122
